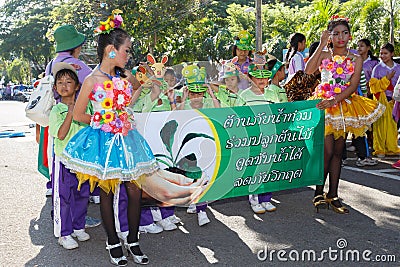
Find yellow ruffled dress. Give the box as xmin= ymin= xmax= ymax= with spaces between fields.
xmin=369 ymin=77 xmax=400 ymax=156
xmin=310 ymin=56 xmax=385 ymax=139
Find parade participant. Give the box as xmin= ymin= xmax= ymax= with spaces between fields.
xmin=211 ymin=58 xmax=246 ymax=107
xmin=49 ymin=62 xmax=91 ymax=249
xmin=369 ymin=43 xmax=400 ymax=159
xmin=285 ymin=32 xmax=306 ymax=82
xmin=231 ymin=30 xmax=254 ymax=90
xmin=265 ymin=58 xmax=288 ymax=103
xmin=284 ymin=41 xmax=321 ymax=102
xmin=305 ymin=15 xmax=385 ymax=214
xmin=177 ymin=63 xmax=220 ymax=226
xmin=39 ymin=24 xmax=101 ymax=227
xmin=40 ymin=24 xmax=92 ymax=194
xmin=61 ymin=10 xmax=205 ymax=265
xmin=345 ymin=39 xmax=380 ymax=167
xmin=163 ymin=68 xmax=183 ymax=103
xmin=134 ymin=55 xmax=180 ymax=234
xmin=238 ymin=51 xmax=277 ymax=214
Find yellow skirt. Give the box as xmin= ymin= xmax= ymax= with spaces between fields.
xmin=310 ymin=94 xmax=385 ymax=139
xmin=76 ymin=173 xmax=142 ymax=194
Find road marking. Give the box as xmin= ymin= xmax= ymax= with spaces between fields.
xmin=344 ymin=166 xmax=400 ymax=181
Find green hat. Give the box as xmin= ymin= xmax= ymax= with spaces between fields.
xmin=182 ymin=64 xmax=208 ymax=93
xmin=270 ymin=60 xmax=283 ymax=78
xmin=234 ymin=30 xmax=255 ymax=51
xmin=248 ymin=51 xmax=271 ymax=78
xmin=54 ymin=25 xmax=86 ymax=53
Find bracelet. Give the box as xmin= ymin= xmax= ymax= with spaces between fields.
xmin=169 ymin=100 xmax=177 ymax=105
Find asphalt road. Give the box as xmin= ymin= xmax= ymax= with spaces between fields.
xmin=0 ymin=101 xmax=399 ymax=266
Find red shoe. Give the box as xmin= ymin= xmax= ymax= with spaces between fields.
xmin=391 ymin=160 xmax=400 ymax=169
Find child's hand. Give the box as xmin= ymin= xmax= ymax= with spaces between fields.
xmin=166 ymin=88 xmax=175 ymax=101
xmin=386 ymin=71 xmax=395 ymax=81
xmin=182 ymin=86 xmax=189 ymax=100
xmin=206 ymin=84 xmax=216 ymax=99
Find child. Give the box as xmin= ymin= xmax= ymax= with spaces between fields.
xmin=231 ymin=30 xmax=254 ymax=90
xmin=178 ymin=64 xmax=220 ymax=226
xmin=164 ymin=68 xmax=183 ymax=104
xmin=369 ymin=43 xmax=400 ymax=158
xmin=61 ymin=11 xmax=203 ymax=265
xmin=266 ymin=58 xmax=288 ymax=103
xmin=285 ymin=33 xmax=306 ymax=82
xmin=49 ymin=62 xmax=90 ymax=250
xmin=212 ymin=59 xmax=246 ymax=107
xmin=239 ymin=51 xmax=277 ymax=214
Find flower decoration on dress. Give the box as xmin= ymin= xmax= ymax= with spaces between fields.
xmin=89 ymin=77 xmax=133 ymax=136
xmin=329 ymin=15 xmax=349 ymax=22
xmin=315 ymin=55 xmax=354 ymax=99
xmin=94 ymin=9 xmax=124 ymax=35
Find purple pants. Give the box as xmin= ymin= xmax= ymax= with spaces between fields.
xmin=52 ymin=156 xmax=89 ymax=237
xmin=196 ymin=203 xmax=207 ymax=213
xmin=249 ymin=193 xmax=272 ymax=205
xmin=113 ymin=184 xmax=175 ymax=228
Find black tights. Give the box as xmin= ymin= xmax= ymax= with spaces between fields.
xmin=315 ymin=134 xmax=344 ymax=198
xmin=100 ymin=182 xmax=143 ymax=258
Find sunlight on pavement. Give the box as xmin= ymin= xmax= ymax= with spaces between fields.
xmin=197 ymin=246 xmax=219 ymax=264
xmin=340 ymin=180 xmax=400 ymax=231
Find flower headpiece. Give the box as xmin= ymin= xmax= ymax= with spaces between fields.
xmin=234 ymin=30 xmax=255 ymax=51
xmin=329 ymin=15 xmax=349 ymax=23
xmin=94 ymin=9 xmax=124 ymax=35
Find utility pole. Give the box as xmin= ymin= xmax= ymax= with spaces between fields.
xmin=255 ymin=0 xmax=262 ymax=51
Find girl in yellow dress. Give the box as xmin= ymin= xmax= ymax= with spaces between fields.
xmin=305 ymin=16 xmax=385 ymax=214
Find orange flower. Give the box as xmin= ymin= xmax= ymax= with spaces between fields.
xmin=336 ymin=67 xmax=344 ymax=75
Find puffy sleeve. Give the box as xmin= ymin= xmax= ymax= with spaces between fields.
xmin=369 ymin=76 xmax=390 ymax=94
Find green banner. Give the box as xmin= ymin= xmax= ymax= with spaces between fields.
xmin=135 ymin=100 xmax=324 ymax=203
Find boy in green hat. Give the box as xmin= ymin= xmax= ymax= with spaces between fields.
xmin=238 ymin=51 xmax=278 ymax=214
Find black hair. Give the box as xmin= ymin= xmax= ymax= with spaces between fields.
xmin=285 ymin=33 xmax=306 ymax=63
xmin=326 ymin=19 xmax=351 ymax=49
xmin=53 ymin=69 xmax=80 ymax=101
xmin=97 ymin=28 xmax=129 ymax=78
xmin=381 ymin=42 xmax=395 ymax=53
xmin=308 ymin=41 xmax=320 ymax=58
xmin=357 ymin=39 xmax=378 ymax=61
xmin=164 ymin=68 xmax=176 ymax=77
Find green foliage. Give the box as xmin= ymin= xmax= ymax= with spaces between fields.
xmin=6 ymin=58 xmax=31 ymax=84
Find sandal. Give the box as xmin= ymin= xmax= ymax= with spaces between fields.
xmin=125 ymin=242 xmax=149 ymax=265
xmin=106 ymin=240 xmax=128 ymax=266
xmin=312 ymin=194 xmax=326 ymax=212
xmin=325 ymin=196 xmax=349 ymax=214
